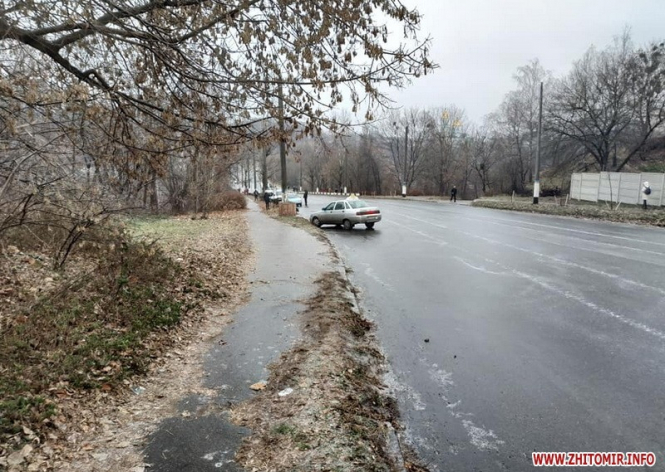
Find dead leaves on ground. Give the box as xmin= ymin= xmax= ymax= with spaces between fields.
xmin=0 ymin=210 xmax=252 ymax=471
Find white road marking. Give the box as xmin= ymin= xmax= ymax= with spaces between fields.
xmin=469 ymin=218 xmax=665 ymax=257
xmin=362 ymin=264 xmax=395 ymax=292
xmin=454 ymin=257 xmax=511 ymax=276
xmin=461 ymin=213 xmax=665 ymax=248
xmin=387 ymin=210 xmax=449 ymax=229
xmin=388 ymin=204 xmax=665 ymax=258
xmin=460 ymin=255 xmax=665 ymax=342
xmin=383 ymin=220 xmax=448 ymax=246
xmin=382 ymin=201 xmax=665 ymax=248
xmin=510 ymin=267 xmax=665 ymax=343
xmin=463 ymin=232 xmax=665 ymax=297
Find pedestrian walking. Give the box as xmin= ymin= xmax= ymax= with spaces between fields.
xmin=303 ymin=189 xmax=308 ymax=207
xmin=263 ymin=190 xmax=271 ymax=210
xmin=253 ymin=189 xmax=259 ymax=201
xmin=450 ymin=185 xmax=457 ymax=202
xmin=641 ymin=181 xmax=651 ymax=210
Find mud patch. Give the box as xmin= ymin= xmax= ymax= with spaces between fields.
xmin=231 ymin=271 xmax=429 ymax=471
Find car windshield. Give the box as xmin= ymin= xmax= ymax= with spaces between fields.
xmin=346 ymin=200 xmax=369 ymax=209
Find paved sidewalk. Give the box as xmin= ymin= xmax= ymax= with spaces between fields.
xmin=143 ymin=201 xmax=335 ymax=471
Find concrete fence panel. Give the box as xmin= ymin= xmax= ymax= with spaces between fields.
xmin=570 ymin=174 xmax=582 ymax=200
xmin=598 ymin=172 xmax=621 ymax=203
xmin=570 ymin=172 xmax=664 ymax=207
xmin=618 ymin=173 xmax=642 ymax=204
xmin=580 ymin=173 xmax=601 ymax=202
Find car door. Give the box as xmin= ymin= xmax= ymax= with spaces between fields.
xmin=330 ymin=201 xmax=346 ymax=224
xmin=319 ymin=202 xmax=336 ymax=223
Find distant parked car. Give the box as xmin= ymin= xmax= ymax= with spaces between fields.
xmin=268 ymin=189 xmax=283 ymax=202
xmin=286 ymin=193 xmax=302 ymax=207
xmin=309 ymin=198 xmax=381 ymax=230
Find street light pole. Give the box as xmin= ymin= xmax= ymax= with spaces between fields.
xmin=533 ymin=81 xmax=543 ymax=204
xmin=402 ymin=124 xmax=408 ymax=197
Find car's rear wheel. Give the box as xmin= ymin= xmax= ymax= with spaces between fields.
xmin=342 ymin=219 xmax=353 ymax=230
xmin=365 ymin=222 xmax=375 ymax=229
xmin=312 ymin=217 xmax=321 ymax=227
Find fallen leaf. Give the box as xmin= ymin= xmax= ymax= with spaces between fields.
xmin=7 ymin=451 xmax=24 ymax=466
xmin=250 ymin=381 xmax=267 ymax=391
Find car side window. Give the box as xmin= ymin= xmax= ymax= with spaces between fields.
xmin=334 ymin=202 xmax=345 ymax=210
xmin=344 ymin=202 xmax=353 ymax=210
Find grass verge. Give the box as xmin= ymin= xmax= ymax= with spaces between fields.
xmin=231 ymin=272 xmax=428 ymax=471
xmin=0 ymin=212 xmax=249 ymax=459
xmin=472 ymin=198 xmax=665 ymax=226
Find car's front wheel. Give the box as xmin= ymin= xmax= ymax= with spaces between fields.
xmin=365 ymin=222 xmax=375 ymax=229
xmin=342 ymin=219 xmax=354 ymax=230
xmin=311 ymin=217 xmax=321 ymax=227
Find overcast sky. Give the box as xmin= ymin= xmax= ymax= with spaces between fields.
xmin=384 ymin=0 xmax=665 ymax=124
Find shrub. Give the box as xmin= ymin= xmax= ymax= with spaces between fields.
xmin=0 ymin=223 xmax=196 ymax=441
xmin=208 ymin=191 xmax=248 ymax=211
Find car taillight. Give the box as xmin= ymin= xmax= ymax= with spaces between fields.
xmin=356 ymin=209 xmax=380 ymax=216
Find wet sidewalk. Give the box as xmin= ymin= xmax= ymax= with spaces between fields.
xmin=143 ymin=202 xmax=335 ymax=471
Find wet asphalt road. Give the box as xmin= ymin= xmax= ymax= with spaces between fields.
xmin=301 ymin=196 xmax=665 ymax=471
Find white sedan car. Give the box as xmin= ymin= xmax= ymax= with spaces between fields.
xmin=309 ymin=198 xmax=381 ymax=230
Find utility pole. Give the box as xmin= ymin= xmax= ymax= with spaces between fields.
xmin=278 ymin=83 xmax=287 ymax=195
xmin=533 ymin=81 xmax=543 ymax=204
xmin=253 ymin=151 xmax=257 ymax=191
xmin=402 ymin=124 xmax=408 ymax=197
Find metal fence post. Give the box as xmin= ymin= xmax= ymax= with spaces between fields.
xmin=660 ymin=173 xmax=665 ymax=207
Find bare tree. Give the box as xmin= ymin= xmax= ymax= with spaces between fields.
xmin=424 ymin=106 xmax=466 ymax=195
xmin=378 ymin=109 xmax=431 ymax=192
xmin=469 ymin=127 xmax=501 ymax=194
xmin=491 ymin=59 xmax=552 ymax=192
xmin=547 ymin=32 xmax=665 ymax=172
xmin=617 ymin=40 xmax=665 ymax=170
xmin=0 ymin=0 xmax=435 ymax=265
